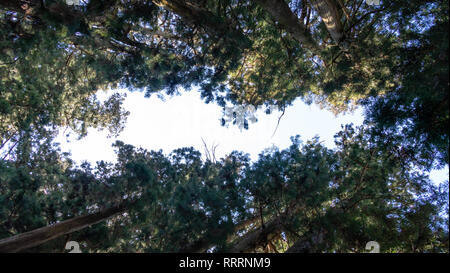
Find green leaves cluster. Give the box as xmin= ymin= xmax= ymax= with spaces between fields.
xmin=0 ymin=0 xmax=448 ymax=253
xmin=1 ymin=125 xmax=447 ymax=252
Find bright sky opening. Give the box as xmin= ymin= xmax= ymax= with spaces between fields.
xmin=55 ymin=88 xmax=449 ymax=185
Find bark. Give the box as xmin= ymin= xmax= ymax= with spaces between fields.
xmin=285 ymin=230 xmax=325 ymax=253
xmin=178 ymin=215 xmax=259 ymax=253
xmin=229 ymin=202 xmax=335 ymax=253
xmin=152 ymin=0 xmax=250 ymax=48
xmin=229 ymin=216 xmax=283 ymax=253
xmin=254 ymin=0 xmax=321 ymax=54
xmin=0 ymin=203 xmax=128 ymax=253
xmin=284 ymin=207 xmax=344 ymax=253
xmin=310 ymin=0 xmax=344 ymax=44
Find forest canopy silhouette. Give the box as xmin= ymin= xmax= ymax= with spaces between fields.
xmin=0 ymin=0 xmax=448 ymax=253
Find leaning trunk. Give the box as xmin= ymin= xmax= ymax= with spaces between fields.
xmin=229 ymin=216 xmax=283 ymax=253
xmin=178 ymin=215 xmax=260 ymax=253
xmin=285 ymin=229 xmax=326 ymax=253
xmin=0 ymin=203 xmax=128 ymax=253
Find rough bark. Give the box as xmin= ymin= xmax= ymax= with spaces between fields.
xmin=310 ymin=0 xmax=345 ymax=44
xmin=228 ymin=202 xmax=333 ymax=253
xmin=285 ymin=230 xmax=325 ymax=253
xmin=254 ymin=0 xmax=321 ymax=54
xmin=152 ymin=0 xmax=250 ymax=48
xmin=229 ymin=216 xmax=283 ymax=253
xmin=178 ymin=215 xmax=259 ymax=253
xmin=0 ymin=203 xmax=128 ymax=253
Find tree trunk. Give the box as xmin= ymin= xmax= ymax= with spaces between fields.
xmin=152 ymin=0 xmax=250 ymax=48
xmin=285 ymin=229 xmax=325 ymax=253
xmin=229 ymin=216 xmax=282 ymax=253
xmin=178 ymin=215 xmax=259 ymax=253
xmin=0 ymin=203 xmax=128 ymax=253
xmin=254 ymin=0 xmax=321 ymax=54
xmin=310 ymin=0 xmax=344 ymax=44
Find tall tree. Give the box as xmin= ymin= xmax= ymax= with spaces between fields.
xmin=0 ymin=0 xmax=448 ymax=253
xmin=1 ymin=0 xmax=447 ymax=166
xmin=1 ymin=126 xmax=447 ymax=253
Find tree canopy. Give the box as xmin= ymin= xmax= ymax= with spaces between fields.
xmin=0 ymin=0 xmax=448 ymax=253
xmin=0 ymin=125 xmax=448 ymax=252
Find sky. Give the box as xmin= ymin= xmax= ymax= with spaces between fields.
xmin=55 ymin=88 xmax=449 ymax=185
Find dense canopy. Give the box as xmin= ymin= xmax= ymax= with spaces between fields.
xmin=0 ymin=0 xmax=448 ymax=253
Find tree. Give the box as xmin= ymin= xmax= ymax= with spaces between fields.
xmin=1 ymin=0 xmax=447 ymax=167
xmin=0 ymin=125 xmax=447 ymax=253
xmin=0 ymin=14 xmax=130 ymax=160
xmin=362 ymin=8 xmax=449 ymax=168
xmin=0 ymin=0 xmax=448 ymax=253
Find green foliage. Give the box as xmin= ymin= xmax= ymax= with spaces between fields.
xmin=363 ymin=17 xmax=449 ymax=168
xmin=1 ymin=126 xmax=447 ymax=253
xmin=0 ymin=21 xmax=130 ymax=160
xmin=0 ymin=0 xmax=448 ymax=253
xmin=1 ymin=0 xmax=448 ymax=167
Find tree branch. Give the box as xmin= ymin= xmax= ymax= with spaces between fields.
xmin=254 ymin=0 xmax=321 ymax=54
xmin=0 ymin=202 xmax=130 ymax=253
xmin=310 ymin=0 xmax=345 ymax=44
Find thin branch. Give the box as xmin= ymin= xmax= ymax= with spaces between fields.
xmin=345 ymin=5 xmax=390 ymax=34
xmin=271 ymin=106 xmax=286 ymax=138
xmin=201 ymin=137 xmax=212 ymax=162
xmin=336 ymin=0 xmax=351 ymax=21
xmin=1 ymin=141 xmax=18 ymax=161
xmin=0 ymin=56 xmax=20 ymax=66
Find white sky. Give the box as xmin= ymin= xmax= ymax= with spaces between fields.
xmin=55 ymin=88 xmax=448 ymax=185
